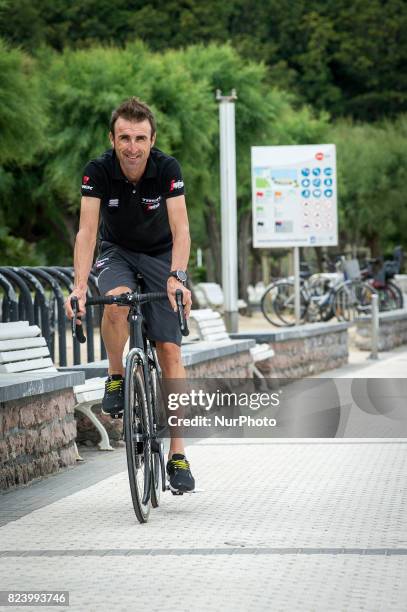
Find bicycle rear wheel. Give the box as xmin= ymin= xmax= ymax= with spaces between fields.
xmin=261 ymin=281 xmax=307 ymax=326
xmin=381 ymin=280 xmax=403 ymax=310
xmin=388 ymin=280 xmax=404 ymax=309
xmin=334 ymin=280 xmax=374 ymax=321
xmin=124 ymin=352 xmax=151 ymax=523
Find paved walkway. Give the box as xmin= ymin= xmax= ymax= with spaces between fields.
xmin=0 ymin=347 xmax=406 ymax=611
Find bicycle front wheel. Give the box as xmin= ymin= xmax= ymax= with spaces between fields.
xmin=261 ymin=281 xmax=307 ymax=326
xmin=149 ymin=363 xmax=166 ymax=509
xmin=124 ymin=352 xmax=152 ymax=523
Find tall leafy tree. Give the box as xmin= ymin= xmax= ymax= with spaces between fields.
xmin=0 ymin=38 xmax=46 ymax=263
xmin=328 ymin=116 xmax=407 ymax=254
xmin=2 ymin=0 xmax=406 ymax=120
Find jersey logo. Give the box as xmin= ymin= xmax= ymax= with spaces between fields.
xmin=142 ymin=196 xmax=161 ymax=211
xmin=170 ymin=179 xmax=184 ymax=192
xmin=83 ymin=175 xmax=90 ymax=184
xmin=108 ymin=198 xmax=119 ymax=207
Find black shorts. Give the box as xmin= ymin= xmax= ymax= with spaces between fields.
xmin=93 ymin=241 xmax=181 ymax=346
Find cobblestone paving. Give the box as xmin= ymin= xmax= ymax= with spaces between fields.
xmin=0 ymin=439 xmax=406 ymax=611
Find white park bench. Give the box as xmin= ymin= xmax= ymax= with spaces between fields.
xmin=0 ymin=321 xmax=111 ymax=451
xmin=194 ymin=282 xmax=247 ymax=311
xmin=189 ymin=309 xmax=274 ymax=378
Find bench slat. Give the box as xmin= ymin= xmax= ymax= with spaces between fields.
xmin=0 ymin=347 xmax=50 ymax=364
xmin=75 ymin=389 xmax=105 ymax=404
xmin=74 ymin=378 xmax=106 ymax=394
xmin=191 ymin=310 xmax=221 ymax=321
xmin=198 ymin=321 xmax=226 ymax=333
xmin=0 ymin=321 xmax=29 ymax=329
xmin=202 ymin=332 xmax=230 ymax=342
xmin=0 ymin=337 xmax=46 ymax=351
xmin=0 ymin=325 xmax=41 ymax=341
xmin=0 ymin=357 xmax=55 ymax=373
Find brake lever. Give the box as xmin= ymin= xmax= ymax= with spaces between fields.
xmin=175 ymin=289 xmax=189 ymax=337
xmin=70 ymin=297 xmax=87 ymax=343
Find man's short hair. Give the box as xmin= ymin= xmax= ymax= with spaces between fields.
xmin=110 ymin=97 xmax=156 ymax=137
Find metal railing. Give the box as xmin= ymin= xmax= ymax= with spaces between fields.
xmin=0 ymin=267 xmax=106 ymax=366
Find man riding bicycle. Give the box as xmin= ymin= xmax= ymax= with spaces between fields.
xmin=65 ymin=97 xmax=195 ymax=493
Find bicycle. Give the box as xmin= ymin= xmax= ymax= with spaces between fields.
xmin=260 ymin=259 xmax=376 ymax=327
xmin=71 ymin=278 xmax=189 ymax=523
xmin=360 ymin=257 xmax=404 ymax=311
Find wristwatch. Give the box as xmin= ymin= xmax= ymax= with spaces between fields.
xmin=169 ymin=270 xmax=188 ymax=285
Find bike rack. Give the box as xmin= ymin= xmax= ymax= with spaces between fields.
xmin=0 ymin=273 xmax=19 ymax=322
xmin=0 ymin=268 xmax=34 ymax=324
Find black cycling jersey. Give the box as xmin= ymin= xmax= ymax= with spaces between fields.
xmin=80 ymin=147 xmax=185 ymax=254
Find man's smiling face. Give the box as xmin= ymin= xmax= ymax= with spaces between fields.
xmin=109 ymin=117 xmax=156 ymax=180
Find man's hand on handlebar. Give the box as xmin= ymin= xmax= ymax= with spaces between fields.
xmin=167 ymin=277 xmax=192 ymax=317
xmin=65 ymin=288 xmax=87 ymax=325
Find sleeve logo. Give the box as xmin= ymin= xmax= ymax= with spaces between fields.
xmin=83 ymin=176 xmax=90 ymax=184
xmin=170 ymin=179 xmax=184 ymax=192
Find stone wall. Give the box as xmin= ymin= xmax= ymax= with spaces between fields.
xmin=0 ymin=389 xmax=77 ymax=490
xmin=354 ymin=309 xmax=407 ymax=351
xmin=261 ymin=331 xmax=348 ymax=378
xmin=231 ymin=322 xmax=350 ymax=378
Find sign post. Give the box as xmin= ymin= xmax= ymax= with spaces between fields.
xmin=217 ymin=89 xmax=238 ymax=332
xmin=293 ymin=246 xmax=301 ymax=324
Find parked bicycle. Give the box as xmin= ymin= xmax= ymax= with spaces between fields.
xmin=71 ymin=277 xmax=189 ymax=523
xmin=359 ymin=250 xmax=404 ymax=311
xmin=261 ymin=250 xmax=404 ymax=327
xmin=261 ymin=260 xmax=374 ymax=327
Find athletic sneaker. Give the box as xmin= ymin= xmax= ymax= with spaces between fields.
xmin=101 ymin=375 xmax=124 ymax=416
xmin=166 ymin=454 xmax=195 ymax=492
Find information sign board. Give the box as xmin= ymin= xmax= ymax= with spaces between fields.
xmin=251 ymin=145 xmax=337 ymax=248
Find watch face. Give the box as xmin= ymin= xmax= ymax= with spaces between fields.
xmin=177 ymin=270 xmax=187 ymax=283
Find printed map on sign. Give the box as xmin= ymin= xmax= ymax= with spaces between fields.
xmin=252 ymin=145 xmax=338 ymax=248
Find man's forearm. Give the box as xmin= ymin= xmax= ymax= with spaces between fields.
xmin=73 ymin=229 xmax=97 ymax=291
xmin=170 ymin=229 xmax=191 ymax=271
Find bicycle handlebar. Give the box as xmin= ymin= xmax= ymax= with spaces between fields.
xmin=70 ymin=288 xmax=189 ymax=343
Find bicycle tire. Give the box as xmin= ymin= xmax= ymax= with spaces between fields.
xmin=383 ymin=280 xmax=403 ymax=310
xmin=149 ymin=363 xmax=165 ymax=508
xmin=334 ymin=280 xmax=374 ymax=321
xmin=261 ymin=281 xmax=307 ymax=326
xmin=124 ymin=352 xmax=151 ymax=523
xmin=389 ymin=280 xmax=404 ymax=309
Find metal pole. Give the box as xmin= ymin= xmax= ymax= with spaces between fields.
xmin=293 ymin=246 xmax=301 ymax=325
xmin=369 ymin=293 xmax=379 ymax=360
xmin=216 ymin=89 xmax=238 ymax=332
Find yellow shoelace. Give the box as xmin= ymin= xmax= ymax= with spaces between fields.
xmin=106 ymin=379 xmax=122 ymax=392
xmin=170 ymin=459 xmax=189 ymax=470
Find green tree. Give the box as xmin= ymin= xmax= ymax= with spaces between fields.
xmin=2 ymin=0 xmax=406 ymax=120
xmin=0 ymin=38 xmax=46 ymax=264
xmin=329 ymin=116 xmax=407 ymax=255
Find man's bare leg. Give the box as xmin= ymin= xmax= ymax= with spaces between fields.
xmin=155 ymin=341 xmax=186 ymax=458
xmin=101 ymin=286 xmax=131 ymax=375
